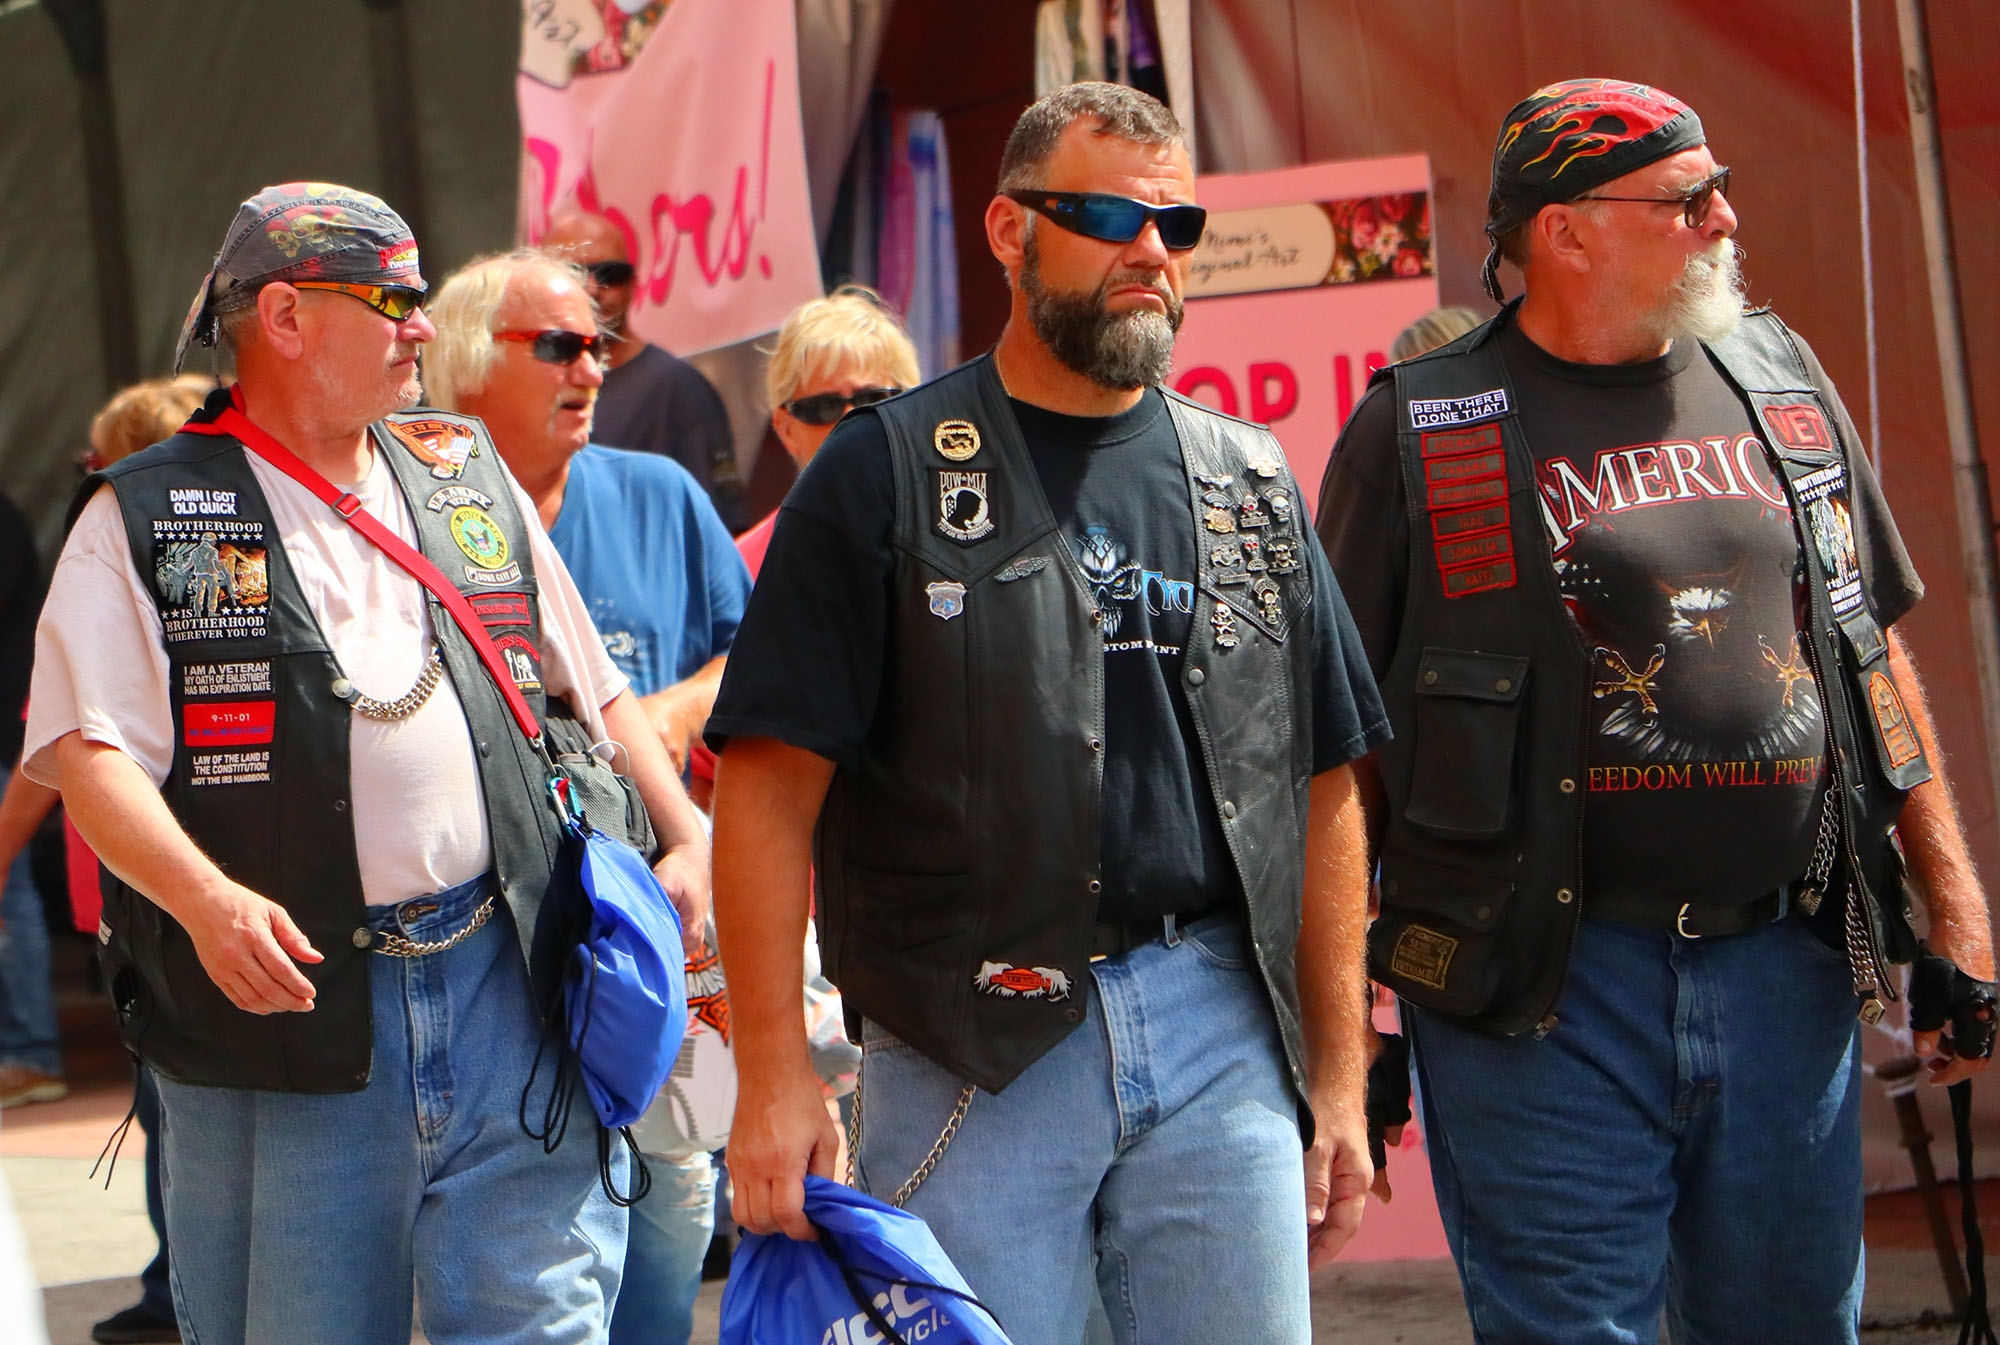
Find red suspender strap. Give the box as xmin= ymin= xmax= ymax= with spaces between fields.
xmin=182 ymin=390 xmax=544 ymax=743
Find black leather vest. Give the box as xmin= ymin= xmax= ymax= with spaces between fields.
xmin=816 ymin=356 xmax=1321 ymax=1102
xmin=84 ymin=406 xmax=566 ymax=1091
xmin=1368 ymin=307 xmax=1928 ymax=1036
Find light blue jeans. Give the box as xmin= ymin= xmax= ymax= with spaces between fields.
xmin=0 ymin=851 xmax=60 ymax=1076
xmin=855 ymin=912 xmax=1311 ymax=1345
xmin=608 ymin=1149 xmax=715 ymax=1345
xmin=155 ymin=875 xmax=628 ymax=1345
xmin=1408 ymin=911 xmax=1865 ymax=1345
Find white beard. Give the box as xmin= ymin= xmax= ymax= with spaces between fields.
xmin=1655 ymin=241 xmax=1747 ymax=344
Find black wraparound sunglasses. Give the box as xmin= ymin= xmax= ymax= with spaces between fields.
xmin=1576 ymin=167 xmax=1733 ymax=231
xmin=1005 ymin=190 xmax=1208 ymax=251
xmin=782 ymin=385 xmax=906 ymax=425
xmin=583 ymin=260 xmax=636 ymax=287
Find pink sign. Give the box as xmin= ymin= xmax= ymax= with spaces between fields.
xmin=516 ymin=0 xmax=823 ymax=355
xmin=1174 ymin=156 xmax=1442 ymax=515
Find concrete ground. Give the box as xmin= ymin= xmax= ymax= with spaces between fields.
xmin=6 ymin=937 xmax=1991 ymax=1343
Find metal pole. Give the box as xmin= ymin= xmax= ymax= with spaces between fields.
xmin=1895 ymin=0 xmax=2000 ymax=814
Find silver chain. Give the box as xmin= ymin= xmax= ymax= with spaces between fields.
xmin=372 ymin=894 xmax=495 ymax=957
xmin=341 ymin=646 xmax=445 ymax=721
xmin=847 ymin=1055 xmax=974 ymax=1207
xmin=1795 ymin=781 xmax=1842 ymax=916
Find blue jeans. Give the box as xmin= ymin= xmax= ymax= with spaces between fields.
xmin=0 ymin=851 xmax=60 ymax=1076
xmin=608 ymin=1149 xmax=714 ymax=1345
xmin=134 ymin=1067 xmax=174 ymax=1320
xmin=855 ymin=913 xmax=1311 ymax=1345
xmin=1408 ymin=912 xmax=1865 ymax=1345
xmin=155 ymin=875 xmax=628 ymax=1345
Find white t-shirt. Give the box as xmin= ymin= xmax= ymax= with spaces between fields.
xmin=23 ymin=443 xmax=628 ymax=906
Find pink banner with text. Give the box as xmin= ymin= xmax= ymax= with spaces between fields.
xmin=516 ymin=0 xmax=822 ymax=355
xmin=1174 ymin=156 xmax=1441 ymax=515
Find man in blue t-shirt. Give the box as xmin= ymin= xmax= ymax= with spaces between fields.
xmin=428 ymin=251 xmax=751 ymax=1345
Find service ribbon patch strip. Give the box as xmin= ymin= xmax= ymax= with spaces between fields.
xmin=1419 ymin=424 xmax=1516 ymax=598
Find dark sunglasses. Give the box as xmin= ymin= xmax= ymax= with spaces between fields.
xmin=291 ymin=281 xmax=429 ymax=321
xmin=583 ymin=260 xmax=636 ymax=287
xmin=495 ymin=329 xmax=608 ymax=365
xmin=1005 ymin=189 xmax=1208 ymax=251
xmin=1577 ymin=166 xmax=1732 ymax=230
xmin=782 ymin=385 xmax=906 ymax=425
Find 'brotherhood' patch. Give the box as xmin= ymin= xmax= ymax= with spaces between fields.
xmin=935 ymin=470 xmax=995 ymax=543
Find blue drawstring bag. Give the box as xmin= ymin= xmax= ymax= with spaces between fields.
xmin=719 ymin=1176 xmax=1014 ymax=1345
xmin=521 ymin=775 xmax=687 ymax=1206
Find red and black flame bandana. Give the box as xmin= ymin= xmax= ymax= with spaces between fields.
xmin=1481 ymin=79 xmax=1705 ymax=300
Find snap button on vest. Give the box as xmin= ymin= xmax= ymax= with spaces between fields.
xmin=1559 ymin=777 xmax=1577 ymax=794
xmin=1556 ymin=888 xmax=1575 ymax=904
xmin=1087 ymin=879 xmax=1102 ymax=894
xmin=331 ymin=677 xmax=354 ymax=699
xmin=1220 ymin=801 xmax=1238 ymax=820
xmin=332 ymin=799 xmax=347 ymax=812
xmin=1187 ymin=667 xmax=1206 ymax=686
xmin=351 ymin=927 xmax=372 ymax=949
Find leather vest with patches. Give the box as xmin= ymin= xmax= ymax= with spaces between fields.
xmin=816 ymin=355 xmax=1320 ymax=1105
xmin=1370 ymin=305 xmax=1928 ymax=1036
xmin=82 ymin=406 xmax=566 ymax=1092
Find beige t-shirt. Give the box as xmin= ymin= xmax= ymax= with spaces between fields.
xmin=23 ymin=444 xmax=628 ymax=906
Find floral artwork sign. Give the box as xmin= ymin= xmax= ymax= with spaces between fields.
xmin=1187 ymin=190 xmax=1433 ymax=299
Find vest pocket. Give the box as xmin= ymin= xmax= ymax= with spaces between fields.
xmin=1406 ymin=648 xmax=1529 ymax=840
xmin=1371 ymin=850 xmax=1515 ymax=1019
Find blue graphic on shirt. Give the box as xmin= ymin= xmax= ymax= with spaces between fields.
xmin=1071 ymin=524 xmax=1194 ymax=649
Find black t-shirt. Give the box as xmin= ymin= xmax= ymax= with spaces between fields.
xmin=593 ymin=343 xmax=743 ymax=531
xmin=710 ymin=387 xmax=1391 ymax=921
xmin=1317 ymin=320 xmax=1922 ymax=908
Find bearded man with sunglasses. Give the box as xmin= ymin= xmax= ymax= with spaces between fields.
xmin=1317 ymin=81 xmax=1996 ymax=1343
xmin=23 ymin=184 xmax=712 ymax=1344
xmin=541 ymin=211 xmax=744 ymax=531
xmin=709 ymin=83 xmax=1387 ymax=1340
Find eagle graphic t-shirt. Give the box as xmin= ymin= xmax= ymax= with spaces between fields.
xmin=1320 ymin=319 xmax=1921 ymax=911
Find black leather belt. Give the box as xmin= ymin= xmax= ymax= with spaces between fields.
xmin=1089 ymin=906 xmax=1234 ymax=962
xmin=1587 ymin=886 xmax=1788 ymax=939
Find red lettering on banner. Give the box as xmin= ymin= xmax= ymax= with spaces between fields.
xmin=531 ymin=61 xmax=779 ymax=308
xmin=1249 ymin=362 xmax=1298 ymax=422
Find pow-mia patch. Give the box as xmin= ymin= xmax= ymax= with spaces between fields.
xmin=1868 ymin=669 xmax=1923 ymax=769
xmin=1389 ymin=924 xmax=1459 ymax=990
xmin=936 ymin=470 xmax=994 ymax=543
xmin=1410 ymin=388 xmax=1509 ymax=429
xmin=926 ymin=580 xmax=967 ymax=620
xmin=934 ymin=419 xmax=981 ymax=462
xmin=995 ymin=555 xmax=1049 ymax=583
xmin=973 ymin=960 xmax=1072 ymax=1001
xmin=449 ymin=506 xmax=510 ymax=570
xmin=387 ymin=417 xmax=478 ymax=480
xmin=425 ymin=484 xmax=495 ymax=514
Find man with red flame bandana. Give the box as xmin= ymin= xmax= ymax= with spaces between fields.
xmin=1318 ymin=80 xmax=1996 ymax=1342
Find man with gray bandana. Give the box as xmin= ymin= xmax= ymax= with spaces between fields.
xmin=707 ymin=83 xmax=1390 ymax=1339
xmin=1318 ymin=80 xmax=1995 ymax=1342
xmin=24 ymin=184 xmax=709 ymax=1343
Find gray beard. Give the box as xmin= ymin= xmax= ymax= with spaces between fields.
xmin=1021 ymin=232 xmax=1182 ymax=391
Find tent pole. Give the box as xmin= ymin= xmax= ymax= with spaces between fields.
xmin=41 ymin=0 xmax=138 ymax=390
xmin=1895 ymin=0 xmax=2000 ymax=813
xmin=361 ymin=0 xmax=430 ymax=249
